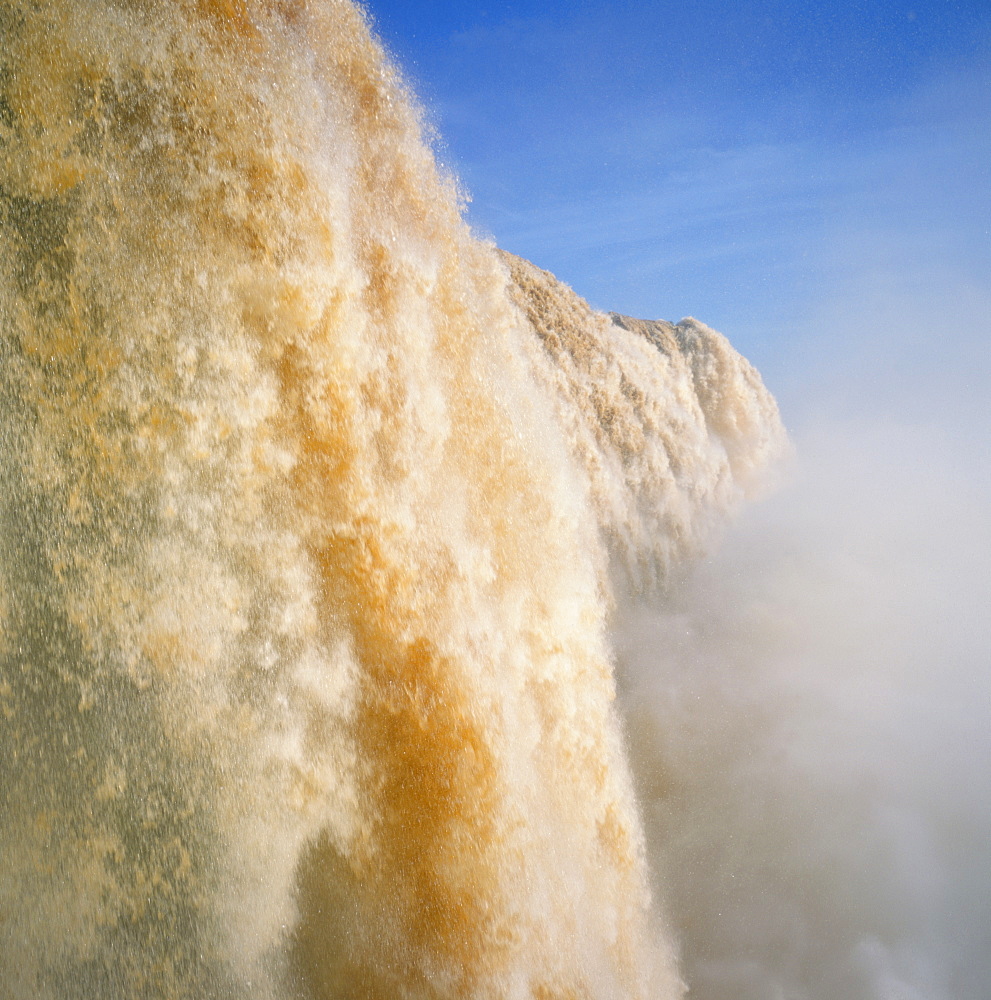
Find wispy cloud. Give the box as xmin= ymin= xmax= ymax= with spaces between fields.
xmin=461 ymin=50 xmax=990 ymax=395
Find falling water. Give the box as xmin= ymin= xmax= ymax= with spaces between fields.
xmin=0 ymin=2 xmax=785 ymax=998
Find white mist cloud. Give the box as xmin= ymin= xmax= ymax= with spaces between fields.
xmin=610 ymin=56 xmax=990 ymax=988
xmin=615 ymin=410 xmax=991 ymax=998
xmin=614 ymin=348 xmax=991 ymax=999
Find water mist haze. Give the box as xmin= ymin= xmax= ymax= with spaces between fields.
xmin=2 ymin=1 xmax=989 ymax=999
xmin=617 ymin=415 xmax=991 ymax=999
xmin=613 ymin=144 xmax=991 ymax=994
xmin=613 ymin=186 xmax=991 ymax=997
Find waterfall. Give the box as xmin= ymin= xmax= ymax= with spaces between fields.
xmin=0 ymin=3 xmax=784 ymax=997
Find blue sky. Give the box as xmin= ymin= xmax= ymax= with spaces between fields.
xmin=364 ymin=0 xmax=990 ymax=417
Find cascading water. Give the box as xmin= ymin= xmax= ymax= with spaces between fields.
xmin=0 ymin=2 xmax=785 ymax=997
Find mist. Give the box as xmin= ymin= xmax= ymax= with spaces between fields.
xmin=615 ymin=263 xmax=991 ymax=999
